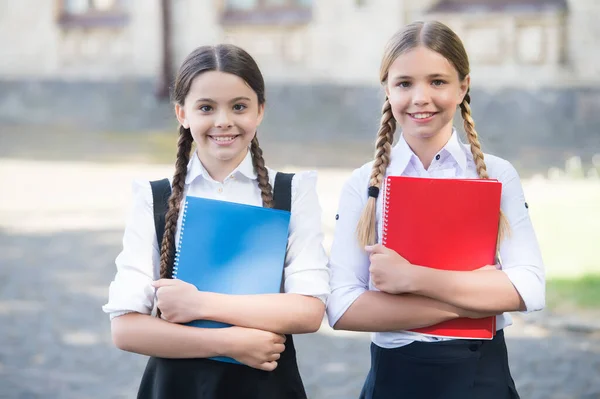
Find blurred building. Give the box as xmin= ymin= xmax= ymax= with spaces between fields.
xmin=1 ymin=0 xmax=599 ymax=167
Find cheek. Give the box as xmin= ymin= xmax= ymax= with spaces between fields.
xmin=237 ymin=114 xmax=261 ymax=132
xmin=388 ymin=93 xmax=410 ymax=118
xmin=189 ymin=130 xmax=205 ymax=145
xmin=434 ymin=91 xmax=460 ymax=110
xmin=186 ymin=114 xmax=209 ymax=128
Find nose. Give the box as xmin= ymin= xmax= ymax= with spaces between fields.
xmin=214 ymin=110 xmax=233 ymax=129
xmin=412 ymin=83 xmax=431 ymax=106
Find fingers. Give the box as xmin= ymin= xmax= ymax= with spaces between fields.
xmin=272 ymin=334 xmax=286 ymax=344
xmin=369 ymin=253 xmax=379 ymax=263
xmin=365 ymin=243 xmax=387 ymax=254
xmin=151 ymin=279 xmax=176 ymax=288
xmin=272 ymin=343 xmax=285 ymax=354
xmin=370 ymin=277 xmax=381 ymax=291
xmin=247 ymin=341 xmax=286 ymax=372
xmin=258 ymin=361 xmax=278 ymax=372
xmin=369 ymin=259 xmax=385 ymax=273
xmin=158 ymin=307 xmax=173 ymax=322
xmin=249 ymin=344 xmax=284 ymax=372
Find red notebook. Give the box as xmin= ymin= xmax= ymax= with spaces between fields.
xmin=382 ymin=176 xmax=502 ymax=340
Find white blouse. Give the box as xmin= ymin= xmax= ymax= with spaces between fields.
xmin=326 ymin=131 xmax=545 ymax=348
xmin=103 ymin=151 xmax=331 ymax=319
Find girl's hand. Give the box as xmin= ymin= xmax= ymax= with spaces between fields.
xmin=365 ymin=244 xmax=418 ymax=294
xmin=152 ymin=279 xmax=201 ymax=324
xmin=223 ymin=327 xmax=286 ymax=371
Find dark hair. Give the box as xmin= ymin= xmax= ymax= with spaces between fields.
xmin=356 ymin=21 xmax=509 ymax=247
xmin=158 ymin=45 xmax=274 ymax=287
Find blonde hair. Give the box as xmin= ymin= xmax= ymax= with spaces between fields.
xmin=356 ymin=21 xmax=509 ymax=249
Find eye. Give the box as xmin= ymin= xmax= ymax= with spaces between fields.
xmin=432 ymin=80 xmax=446 ymax=87
xmin=397 ymin=81 xmax=411 ymax=88
xmin=233 ymin=104 xmax=247 ymax=112
xmin=199 ymin=105 xmax=213 ymax=112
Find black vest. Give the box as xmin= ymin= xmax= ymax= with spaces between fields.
xmin=137 ymin=172 xmax=306 ymax=399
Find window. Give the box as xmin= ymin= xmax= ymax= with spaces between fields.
xmin=222 ymin=0 xmax=312 ymax=25
xmin=57 ymin=0 xmax=129 ymax=28
xmin=427 ymin=0 xmax=567 ymax=14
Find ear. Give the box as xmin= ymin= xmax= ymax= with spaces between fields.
xmin=175 ymin=103 xmax=189 ymax=129
xmin=459 ymin=74 xmax=471 ymax=103
xmin=384 ymin=82 xmax=391 ymax=99
xmin=256 ymin=103 xmax=265 ymax=127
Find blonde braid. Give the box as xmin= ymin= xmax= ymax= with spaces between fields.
xmin=356 ymin=98 xmax=396 ymax=247
xmin=250 ymin=135 xmax=274 ymax=208
xmin=460 ymin=92 xmax=510 ymax=246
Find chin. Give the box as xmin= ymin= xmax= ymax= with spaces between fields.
xmin=211 ymin=149 xmax=241 ymax=161
xmin=215 ymin=144 xmax=251 ymax=160
xmin=405 ymin=127 xmax=439 ymax=140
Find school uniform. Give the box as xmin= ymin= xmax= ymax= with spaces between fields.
xmin=327 ymin=130 xmax=545 ymax=399
xmin=102 ymin=151 xmax=330 ymax=399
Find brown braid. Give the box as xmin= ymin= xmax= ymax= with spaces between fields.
xmin=356 ymin=98 xmax=396 ymax=247
xmin=460 ymin=91 xmax=510 ymax=246
xmin=155 ymin=126 xmax=193 ymax=318
xmin=159 ymin=126 xmax=194 ymax=281
xmin=250 ymin=135 xmax=274 ymax=208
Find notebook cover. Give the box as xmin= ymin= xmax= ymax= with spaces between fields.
xmin=173 ymin=196 xmax=291 ymax=362
xmin=382 ymin=176 xmax=501 ymax=339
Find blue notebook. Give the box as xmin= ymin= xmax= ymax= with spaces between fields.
xmin=173 ymin=195 xmax=291 ymax=363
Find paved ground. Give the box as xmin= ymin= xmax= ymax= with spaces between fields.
xmin=0 ymin=159 xmax=599 ymax=399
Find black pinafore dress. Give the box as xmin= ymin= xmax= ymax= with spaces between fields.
xmin=138 ymin=172 xmax=307 ymax=399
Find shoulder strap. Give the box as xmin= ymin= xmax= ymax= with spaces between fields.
xmin=150 ymin=178 xmax=172 ymax=246
xmin=273 ymin=172 xmax=294 ymax=294
xmin=273 ymin=172 xmax=294 ymax=212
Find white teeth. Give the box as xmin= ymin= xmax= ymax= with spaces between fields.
xmin=412 ymin=113 xmax=434 ymax=119
xmin=212 ymin=136 xmax=236 ymax=142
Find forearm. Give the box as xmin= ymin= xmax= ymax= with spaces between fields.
xmin=333 ymin=291 xmax=465 ymax=332
xmin=111 ymin=312 xmax=230 ymax=358
xmin=413 ymin=268 xmax=525 ymax=313
xmin=200 ymin=293 xmax=325 ymax=334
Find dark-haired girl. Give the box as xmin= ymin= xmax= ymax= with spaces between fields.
xmin=103 ymin=44 xmax=330 ymax=399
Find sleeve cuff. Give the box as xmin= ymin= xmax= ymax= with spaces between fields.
xmin=326 ymin=286 xmax=367 ymax=327
xmin=284 ymin=270 xmax=331 ymax=305
xmin=502 ymin=267 xmax=546 ymax=313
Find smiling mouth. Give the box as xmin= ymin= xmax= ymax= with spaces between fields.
xmin=408 ymin=112 xmax=438 ymax=119
xmin=208 ymin=134 xmax=240 ymax=144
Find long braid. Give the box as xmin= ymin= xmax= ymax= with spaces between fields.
xmin=250 ymin=135 xmax=274 ymax=208
xmin=460 ymin=92 xmax=488 ymax=179
xmin=156 ymin=126 xmax=193 ymax=318
xmin=356 ymin=98 xmax=396 ymax=247
xmin=159 ymin=126 xmax=193 ymax=280
xmin=460 ymin=91 xmax=510 ymax=246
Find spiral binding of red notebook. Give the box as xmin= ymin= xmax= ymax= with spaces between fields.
xmin=382 ymin=176 xmax=502 ymax=340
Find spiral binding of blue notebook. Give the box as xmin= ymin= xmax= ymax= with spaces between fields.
xmin=173 ymin=195 xmax=291 ymax=363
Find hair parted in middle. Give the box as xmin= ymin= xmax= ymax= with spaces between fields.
xmin=158 ymin=44 xmax=274 ymax=287
xmin=356 ymin=21 xmax=510 ymax=249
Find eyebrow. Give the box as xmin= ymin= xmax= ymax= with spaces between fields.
xmin=194 ymin=96 xmax=252 ymax=104
xmin=392 ymin=74 xmax=452 ymax=81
